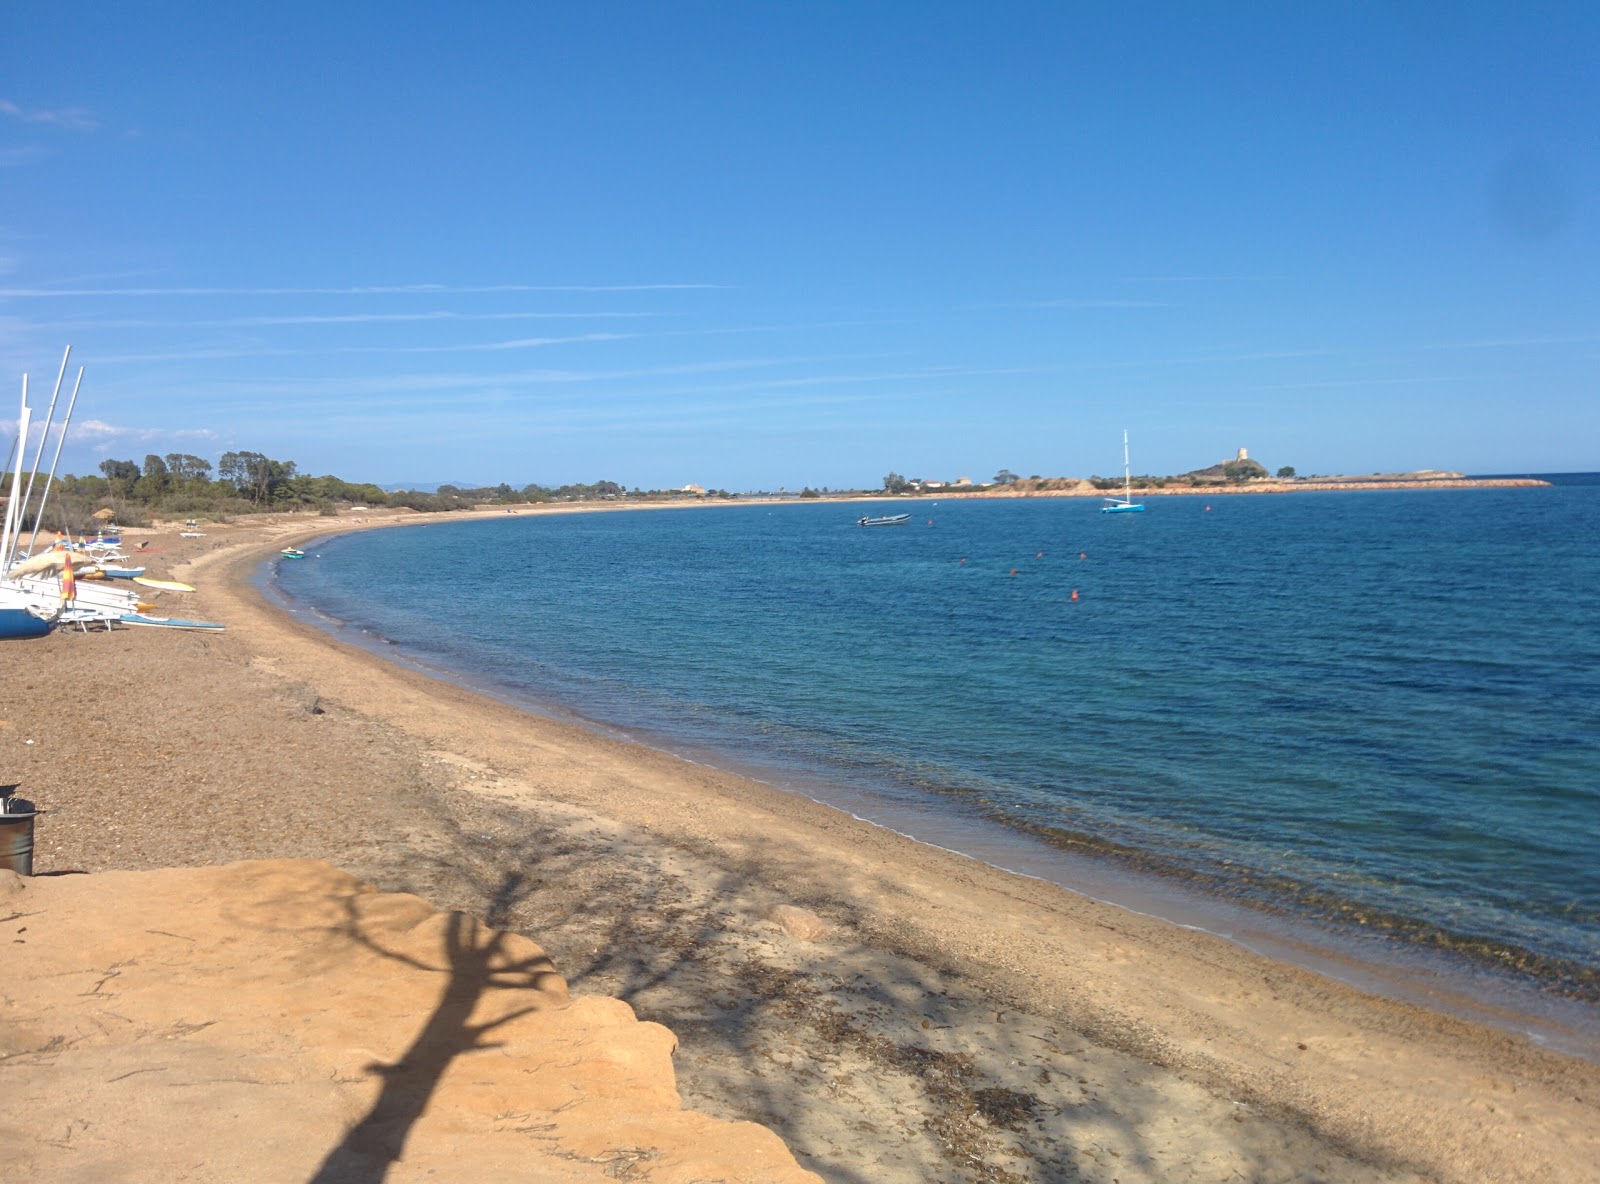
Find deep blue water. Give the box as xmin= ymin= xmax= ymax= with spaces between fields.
xmin=274 ymin=484 xmax=1600 ymax=1009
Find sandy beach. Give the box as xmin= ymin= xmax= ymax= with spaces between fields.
xmin=5 ymin=506 xmax=1598 ymax=1183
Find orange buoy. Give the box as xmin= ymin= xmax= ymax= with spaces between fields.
xmin=1071 ymin=588 xmax=1079 ymax=601
xmin=1078 ymin=551 xmax=1086 ymax=560
xmin=1010 ymin=568 xmax=1018 ymax=576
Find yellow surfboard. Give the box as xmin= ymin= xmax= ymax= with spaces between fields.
xmin=132 ymin=577 xmax=196 ymax=593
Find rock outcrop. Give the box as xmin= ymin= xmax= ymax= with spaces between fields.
xmin=0 ymin=860 xmax=819 ymax=1182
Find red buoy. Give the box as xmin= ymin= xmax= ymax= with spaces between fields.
xmin=1071 ymin=588 xmax=1079 ymax=602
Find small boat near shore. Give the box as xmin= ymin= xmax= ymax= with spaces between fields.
xmin=280 ymin=548 xmax=306 ymax=560
xmin=1101 ymin=429 xmax=1145 ymax=514
xmin=857 ymin=513 xmax=912 ymax=527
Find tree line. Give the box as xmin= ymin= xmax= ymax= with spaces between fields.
xmin=1 ymin=450 xmax=740 ymax=535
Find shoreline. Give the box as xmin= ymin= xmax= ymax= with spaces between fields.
xmin=268 ymin=504 xmax=1600 ymax=1048
xmin=13 ymin=507 xmax=1600 ymax=1181
xmin=265 ymin=533 xmax=1600 ymax=1056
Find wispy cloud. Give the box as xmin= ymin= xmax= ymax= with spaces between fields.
xmin=1254 ymin=376 xmax=1474 ymax=390
xmin=20 ymin=309 xmax=666 ymax=332
xmin=0 ymin=146 xmax=50 ymax=168
xmin=69 ymin=418 xmax=219 ymax=446
xmin=386 ymin=332 xmax=638 ymax=354
xmin=1009 ymin=298 xmax=1168 ymax=310
xmin=1421 ymin=333 xmax=1600 ymax=351
xmin=227 ymin=309 xmax=662 ymax=326
xmin=133 ymin=356 xmax=839 ymax=406
xmin=90 ymin=331 xmax=643 ymax=364
xmin=0 ymin=99 xmax=98 ymax=131
xmin=0 ymin=282 xmax=727 ymax=297
xmin=1120 ymin=274 xmax=1264 ymax=283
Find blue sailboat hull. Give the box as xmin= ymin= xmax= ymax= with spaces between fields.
xmin=0 ymin=608 xmax=54 ymax=640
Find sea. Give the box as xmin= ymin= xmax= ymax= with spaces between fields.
xmin=269 ymin=476 xmax=1600 ymax=1057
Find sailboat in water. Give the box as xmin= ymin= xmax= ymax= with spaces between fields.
xmin=1100 ymin=429 xmax=1144 ymax=513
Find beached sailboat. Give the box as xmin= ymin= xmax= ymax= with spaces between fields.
xmin=1100 ymin=430 xmax=1145 ymax=513
xmin=1 ymin=383 xmax=59 ymax=639
xmin=0 ymin=586 xmax=58 ymax=639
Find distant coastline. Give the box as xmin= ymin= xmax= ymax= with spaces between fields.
xmin=934 ymin=474 xmax=1551 ymax=499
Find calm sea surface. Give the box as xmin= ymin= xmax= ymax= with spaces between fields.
xmin=272 ymin=480 xmax=1600 ymax=1042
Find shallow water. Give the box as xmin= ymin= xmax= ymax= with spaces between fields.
xmin=273 ymin=482 xmax=1600 ymax=1039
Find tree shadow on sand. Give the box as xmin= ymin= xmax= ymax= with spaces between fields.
xmin=357 ymin=791 xmax=1432 ymax=1184
xmin=305 ymin=885 xmax=559 ymax=1184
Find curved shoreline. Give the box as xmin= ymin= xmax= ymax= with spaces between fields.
xmin=264 ymin=508 xmax=1600 ymax=1027
xmin=28 ymin=506 xmax=1599 ymax=1182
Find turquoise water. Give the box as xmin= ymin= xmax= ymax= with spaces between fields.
xmin=274 ymin=483 xmax=1600 ymax=1019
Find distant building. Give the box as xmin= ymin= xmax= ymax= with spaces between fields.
xmin=953 ymin=476 xmax=973 ymax=487
xmin=1237 ymin=448 xmax=1249 ymax=461
xmin=681 ymin=483 xmax=706 ymax=496
xmin=923 ymin=480 xmax=945 ymax=489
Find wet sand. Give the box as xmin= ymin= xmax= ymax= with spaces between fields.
xmin=7 ymin=507 xmax=1598 ymax=1183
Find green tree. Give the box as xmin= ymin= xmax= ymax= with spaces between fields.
xmin=1277 ymin=466 xmax=1296 ymax=478
xmin=994 ymin=469 xmax=1019 ymax=485
xmin=164 ymin=453 xmax=214 ymax=484
xmin=219 ymin=450 xmax=297 ymax=506
xmin=883 ymin=471 xmax=908 ymax=493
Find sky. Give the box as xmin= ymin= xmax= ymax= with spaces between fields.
xmin=2 ymin=2 xmax=1596 ymax=491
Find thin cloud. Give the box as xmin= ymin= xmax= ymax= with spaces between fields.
xmin=0 ymin=282 xmax=728 ymax=297
xmin=91 ymin=331 xmax=642 ymax=364
xmin=384 ymin=332 xmax=638 ymax=354
xmin=1008 ymin=298 xmax=1168 ymax=310
xmin=136 ymin=356 xmax=839 ymax=404
xmin=21 ymin=309 xmax=665 ymax=331
xmin=69 ymin=418 xmax=219 ymax=445
xmin=1120 ymin=274 xmax=1265 ymax=283
xmin=1255 ymin=376 xmax=1474 ymax=390
xmin=0 ymin=99 xmax=98 ymax=131
xmin=1421 ymin=333 xmax=1600 ymax=351
xmin=226 ymin=309 xmax=662 ymax=326
xmin=0 ymin=146 xmax=50 ymax=168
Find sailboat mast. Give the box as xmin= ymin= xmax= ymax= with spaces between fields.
xmin=25 ymin=364 xmax=84 ymax=557
xmin=17 ymin=346 xmax=71 ymax=542
xmin=1122 ymin=428 xmax=1131 ymax=501
xmin=2 ymin=384 xmax=31 ymax=572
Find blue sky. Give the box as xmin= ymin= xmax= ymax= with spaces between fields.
xmin=2 ymin=3 xmax=1595 ymax=490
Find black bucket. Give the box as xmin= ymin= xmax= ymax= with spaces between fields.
xmin=0 ymin=786 xmax=37 ymax=876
